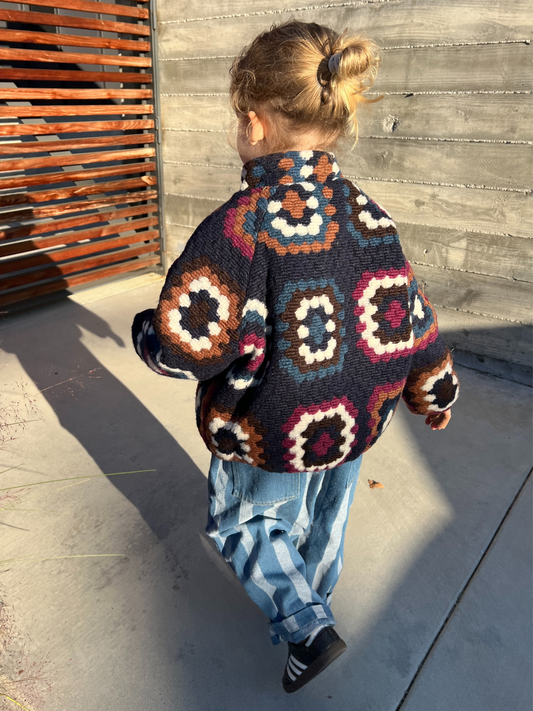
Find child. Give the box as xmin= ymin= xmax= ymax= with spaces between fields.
xmin=132 ymin=20 xmax=459 ymax=693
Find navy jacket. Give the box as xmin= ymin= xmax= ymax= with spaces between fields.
xmin=133 ymin=150 xmax=459 ymax=472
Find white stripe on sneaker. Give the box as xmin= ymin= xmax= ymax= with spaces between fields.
xmin=305 ymin=623 xmax=329 ymax=647
xmin=286 ymin=664 xmax=297 ymax=682
xmin=290 ymin=655 xmax=307 ymax=671
xmin=287 ymin=660 xmax=301 ymax=677
xmin=288 ymin=658 xmax=303 ymax=677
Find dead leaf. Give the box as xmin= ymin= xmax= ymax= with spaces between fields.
xmin=368 ymin=479 xmax=384 ymax=489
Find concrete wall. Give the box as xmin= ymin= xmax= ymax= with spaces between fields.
xmin=155 ymin=0 xmax=533 ymax=381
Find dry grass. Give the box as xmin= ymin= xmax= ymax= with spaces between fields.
xmin=0 ymin=602 xmax=52 ymax=711
xmin=0 ymin=382 xmax=40 ymax=450
xmin=0 ymin=375 xmax=157 ymax=709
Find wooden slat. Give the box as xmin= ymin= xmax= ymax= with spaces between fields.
xmin=0 ymin=68 xmax=152 ymax=84
xmin=0 ymin=176 xmax=157 ymax=208
xmin=160 ymin=44 xmax=532 ymax=94
xmin=0 ymin=146 xmax=155 ymax=172
xmin=161 ymin=163 xmax=239 ymax=203
xmin=160 ymin=95 xmax=232 ymax=132
xmin=0 ymin=28 xmax=150 ymax=53
xmin=0 ymin=47 xmax=151 ymax=68
xmin=0 ymin=203 xmax=158 ymax=242
xmin=162 ymin=163 xmax=533 ymax=238
xmin=0 ymin=240 xmax=160 ymax=290
xmin=0 ymin=161 xmax=156 ymax=190
xmin=164 ymin=193 xmax=222 ymax=228
xmin=158 ymin=56 xmax=234 ymax=95
xmin=399 ymin=223 xmax=533 ymax=283
xmin=0 ymin=190 xmax=158 ymax=224
xmin=437 ymin=308 xmax=532 ymax=367
xmin=162 ymin=194 xmax=533 ymax=283
xmin=354 ymin=178 xmax=533 ymax=241
xmin=0 ymin=217 xmax=159 ymax=258
xmin=158 ymin=0 xmax=313 ymax=21
xmin=0 ymin=133 xmax=155 ymax=155
xmin=357 ymin=94 xmax=533 ymax=143
xmin=165 ymin=222 xmax=194 ymax=259
xmin=159 ymin=0 xmax=533 ymax=31
xmin=0 ymin=120 xmax=154 ymax=137
xmin=415 ymin=263 xmax=533 ymax=324
xmin=162 ymin=93 xmax=533 ymax=142
xmin=0 ymin=89 xmax=152 ymax=102
xmin=162 ymin=198 xmax=533 ymax=284
xmin=160 ymin=132 xmax=235 ymax=172
xmin=0 ymin=106 xmax=153 ymax=118
xmin=344 ymin=139 xmax=532 ymax=191
xmin=0 ymin=8 xmax=150 ymax=36
xmin=377 ymin=43 xmax=533 ymax=93
xmin=0 ymin=0 xmax=148 ymax=20
xmin=3 ymin=230 xmax=159 ymax=272
xmin=0 ymin=256 xmax=159 ymax=308
xmin=162 ymin=129 xmax=532 ymax=190
xmin=159 ymin=0 xmax=532 ymax=58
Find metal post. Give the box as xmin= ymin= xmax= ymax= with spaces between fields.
xmin=149 ymin=0 xmax=168 ymax=274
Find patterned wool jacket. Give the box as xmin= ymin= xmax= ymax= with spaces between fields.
xmin=133 ymin=150 xmax=459 ymax=473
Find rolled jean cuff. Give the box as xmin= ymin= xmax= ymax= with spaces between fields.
xmin=269 ymin=604 xmax=335 ymax=645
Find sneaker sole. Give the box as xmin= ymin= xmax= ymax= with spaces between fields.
xmin=283 ymin=638 xmax=347 ymax=693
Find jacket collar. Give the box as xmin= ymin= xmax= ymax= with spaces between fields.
xmin=241 ymin=150 xmax=342 ymax=190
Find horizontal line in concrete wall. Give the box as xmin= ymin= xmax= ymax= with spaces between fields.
xmin=160 ymin=92 xmax=227 ymax=97
xmin=163 ymin=194 xmax=532 ymax=246
xmin=161 ymin=127 xmax=533 ymax=145
xmin=384 ymin=40 xmax=531 ymax=49
xmin=157 ymin=39 xmax=530 ymax=62
xmin=165 ymin=160 xmax=239 ymax=169
xmin=345 ymin=174 xmax=532 ymax=193
xmin=166 ymin=224 xmax=531 ymax=282
xmin=398 ymin=220 xmax=532 ymax=240
xmin=368 ymin=90 xmax=533 ymax=95
xmin=159 ymin=55 xmax=236 ymax=62
xmin=366 ymin=136 xmax=533 ymax=145
xmin=163 ymin=161 xmax=531 ymax=193
xmin=163 ymin=191 xmax=223 ymax=201
xmin=410 ymin=259 xmax=531 ymax=284
xmin=432 ymin=303 xmax=530 ymax=325
xmin=159 ymin=0 xmax=395 ymax=24
xmin=162 ymin=128 xmax=227 ymax=133
xmin=161 ymin=91 xmax=533 ymax=97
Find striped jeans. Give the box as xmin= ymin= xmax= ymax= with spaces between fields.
xmin=206 ymin=455 xmax=362 ymax=645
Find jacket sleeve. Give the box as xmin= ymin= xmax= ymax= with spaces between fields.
xmin=402 ymin=262 xmax=460 ymax=415
xmin=132 ymin=190 xmax=262 ymax=381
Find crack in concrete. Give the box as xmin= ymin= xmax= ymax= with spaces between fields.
xmin=395 ymin=467 xmax=533 ymax=710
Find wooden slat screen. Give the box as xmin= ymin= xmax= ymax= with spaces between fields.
xmin=0 ymin=0 xmax=161 ymax=309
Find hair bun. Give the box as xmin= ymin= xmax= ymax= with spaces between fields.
xmin=229 ymin=20 xmax=381 ymax=147
xmin=330 ymin=40 xmax=373 ymax=82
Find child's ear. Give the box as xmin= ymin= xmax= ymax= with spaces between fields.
xmin=248 ymin=111 xmax=265 ymax=145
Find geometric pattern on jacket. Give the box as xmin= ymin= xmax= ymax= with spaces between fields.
xmin=133 ymin=150 xmax=459 ymax=472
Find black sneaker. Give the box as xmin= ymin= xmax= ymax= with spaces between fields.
xmin=282 ymin=626 xmax=347 ymax=693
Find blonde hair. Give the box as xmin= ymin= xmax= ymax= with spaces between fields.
xmin=230 ymin=20 xmax=381 ymax=151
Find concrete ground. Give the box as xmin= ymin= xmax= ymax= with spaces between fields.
xmin=0 ymin=274 xmax=531 ymax=711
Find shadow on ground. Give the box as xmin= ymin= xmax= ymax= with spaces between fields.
xmin=1 ymin=299 xmax=205 ymax=541
xmin=0 ymin=288 xmax=530 ymax=711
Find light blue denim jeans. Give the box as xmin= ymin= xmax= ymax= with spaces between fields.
xmin=206 ymin=455 xmax=362 ymax=644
